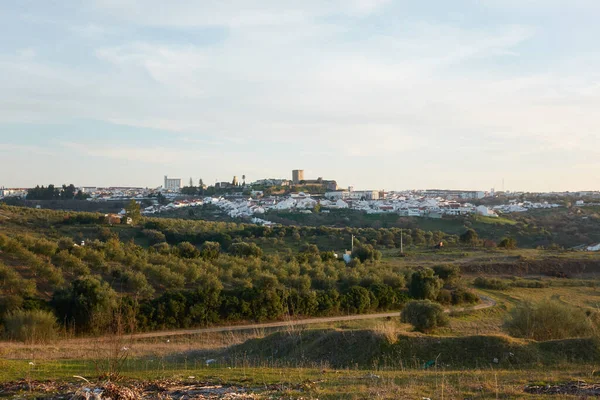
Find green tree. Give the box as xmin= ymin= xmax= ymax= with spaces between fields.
xmin=409 ymin=269 xmax=443 ymax=300
xmin=200 ymin=241 xmax=221 ymax=260
xmin=156 ymin=192 xmax=169 ymax=206
xmin=341 ymin=286 xmax=372 ymax=314
xmin=498 ymin=237 xmax=517 ymax=249
xmin=433 ymin=265 xmax=461 ymax=286
xmin=401 ymin=300 xmax=449 ymax=332
xmin=125 ymin=199 xmax=142 ymax=223
xmin=177 ymin=242 xmax=200 ymax=258
xmin=61 ymin=184 xmax=76 ymax=200
xmin=459 ymin=228 xmax=479 ymax=246
xmin=51 ymin=276 xmax=118 ymax=333
xmin=351 ymin=243 xmax=382 ymax=263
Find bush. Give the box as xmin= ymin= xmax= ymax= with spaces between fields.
xmin=351 ymin=244 xmax=382 ymax=263
xmin=3 ymin=309 xmax=58 ymax=343
xmin=473 ymin=277 xmax=510 ymax=290
xmin=498 ymin=237 xmax=517 ymax=249
xmin=401 ymin=300 xmax=449 ymax=332
xmin=199 ymin=241 xmax=221 ymax=261
xmin=409 ymin=269 xmax=443 ymax=300
xmin=504 ymin=301 xmax=595 ymax=341
xmin=142 ymin=229 xmax=167 ymax=245
xmin=436 ymin=289 xmax=452 ymax=305
xmin=341 ymin=286 xmax=372 ymax=314
xmin=51 ymin=276 xmax=118 ymax=333
xmin=433 ymin=265 xmax=461 ymax=286
xmin=229 ymin=242 xmax=263 ymax=258
xmin=176 ymin=242 xmax=200 ymax=258
xmin=451 ymin=288 xmax=479 ymax=305
xmin=459 ymin=229 xmax=479 ymax=246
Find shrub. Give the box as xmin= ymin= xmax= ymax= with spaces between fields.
xmin=433 ymin=265 xmax=461 ymax=286
xmin=351 ymin=244 xmax=382 ymax=263
xmin=57 ymin=237 xmax=75 ymax=251
xmin=199 ymin=241 xmax=221 ymax=261
xmin=176 ymin=242 xmax=200 ymax=258
xmin=436 ymin=289 xmax=452 ymax=305
xmin=459 ymin=229 xmax=479 ymax=246
xmin=504 ymin=301 xmax=595 ymax=341
xmin=511 ymin=278 xmax=549 ymax=288
xmin=3 ymin=309 xmax=58 ymax=343
xmin=341 ymin=286 xmax=372 ymax=314
xmin=473 ymin=277 xmax=510 ymax=290
xmin=451 ymin=288 xmax=479 ymax=305
xmin=31 ymin=238 xmax=58 ymax=256
xmin=52 ymin=250 xmax=90 ymax=275
xmin=142 ymin=229 xmax=167 ymax=245
xmin=409 ymin=269 xmax=443 ymax=300
xmin=498 ymin=237 xmax=517 ymax=249
xmin=401 ymin=300 xmax=449 ymax=332
xmin=51 ymin=276 xmax=118 ymax=333
xmin=229 ymin=242 xmax=263 ymax=258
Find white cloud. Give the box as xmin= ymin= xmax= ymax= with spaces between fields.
xmin=2 ymin=1 xmax=600 ymax=189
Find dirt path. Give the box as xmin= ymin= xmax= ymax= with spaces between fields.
xmin=75 ymin=296 xmax=496 ymax=342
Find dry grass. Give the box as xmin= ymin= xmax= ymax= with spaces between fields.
xmin=0 ymin=329 xmax=269 ymax=361
xmin=372 ymin=320 xmax=410 ymax=344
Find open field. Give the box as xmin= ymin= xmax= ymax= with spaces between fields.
xmin=3 ymin=362 xmax=600 ymax=399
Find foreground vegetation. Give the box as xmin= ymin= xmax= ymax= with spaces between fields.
xmin=3 ymin=204 xmax=600 ymax=397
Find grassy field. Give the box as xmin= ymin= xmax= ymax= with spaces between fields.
xmin=2 ymin=350 xmax=599 ymax=399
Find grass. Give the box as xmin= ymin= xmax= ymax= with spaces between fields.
xmin=3 ymin=358 xmax=600 ymax=399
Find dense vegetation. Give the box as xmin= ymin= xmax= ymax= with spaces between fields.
xmin=0 ymin=206 xmax=481 ymax=338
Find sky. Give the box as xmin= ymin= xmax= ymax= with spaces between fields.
xmin=1 ymin=1 xmax=599 ymax=192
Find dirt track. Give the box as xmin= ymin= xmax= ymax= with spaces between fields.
xmin=79 ymin=295 xmax=496 ymax=342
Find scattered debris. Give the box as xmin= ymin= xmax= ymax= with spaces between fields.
xmin=525 ymin=381 xmax=600 ymax=396
xmin=0 ymin=379 xmax=266 ymax=399
xmin=493 ymin=358 xmax=499 ymax=364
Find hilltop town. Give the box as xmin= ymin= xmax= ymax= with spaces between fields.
xmin=4 ymin=169 xmax=592 ymax=226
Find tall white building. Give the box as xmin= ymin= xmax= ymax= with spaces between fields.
xmin=164 ymin=175 xmax=182 ymax=191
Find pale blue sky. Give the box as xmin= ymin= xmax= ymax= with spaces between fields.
xmin=1 ymin=1 xmax=599 ymax=191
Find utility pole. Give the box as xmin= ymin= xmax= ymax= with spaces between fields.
xmin=351 ymin=234 xmax=354 ymax=253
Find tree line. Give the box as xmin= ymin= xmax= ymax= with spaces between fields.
xmin=27 ymin=184 xmax=89 ymax=201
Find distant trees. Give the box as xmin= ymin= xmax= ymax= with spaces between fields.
xmin=181 ymin=186 xmax=198 ymax=195
xmin=156 ymin=192 xmax=169 ymax=206
xmin=124 ymin=199 xmax=141 ymax=224
xmin=229 ymin=242 xmax=263 ymax=258
xmin=27 ymin=184 xmax=84 ymax=200
xmin=351 ymin=243 xmax=382 ymax=263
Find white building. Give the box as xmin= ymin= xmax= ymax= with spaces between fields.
xmin=164 ymin=176 xmax=182 ymax=191
xmin=586 ymin=243 xmax=600 ymax=252
xmin=325 ymin=191 xmax=349 ymax=200
xmin=476 ymin=205 xmax=498 ymax=217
